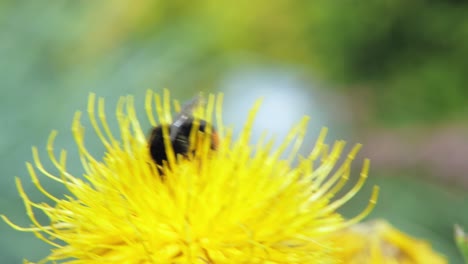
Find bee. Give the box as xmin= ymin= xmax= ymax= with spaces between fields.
xmin=148 ymin=95 xmax=219 ymax=168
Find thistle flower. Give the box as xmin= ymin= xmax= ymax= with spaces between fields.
xmin=2 ymin=90 xmax=378 ymax=263
xmin=334 ymin=219 xmax=447 ymax=264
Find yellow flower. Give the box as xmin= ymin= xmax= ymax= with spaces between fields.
xmin=2 ymin=90 xmax=378 ymax=263
xmin=334 ymin=219 xmax=447 ymax=264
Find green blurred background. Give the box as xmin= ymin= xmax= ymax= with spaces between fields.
xmin=1 ymin=1 xmax=467 ymax=263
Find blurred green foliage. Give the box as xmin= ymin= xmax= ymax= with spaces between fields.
xmin=304 ymin=1 xmax=468 ymax=124
xmin=455 ymin=225 xmax=468 ymax=263
xmin=1 ymin=1 xmax=467 ymax=263
xmin=3 ymin=1 xmax=467 ymax=124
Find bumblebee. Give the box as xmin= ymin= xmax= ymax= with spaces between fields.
xmin=148 ymin=96 xmax=218 ymax=168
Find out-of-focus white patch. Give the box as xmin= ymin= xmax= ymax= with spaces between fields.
xmin=219 ymin=67 xmax=336 ymax=153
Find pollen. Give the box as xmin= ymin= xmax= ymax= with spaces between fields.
xmin=2 ymin=89 xmax=378 ymax=263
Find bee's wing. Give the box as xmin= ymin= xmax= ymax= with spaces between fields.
xmin=170 ymin=94 xmax=204 ymax=141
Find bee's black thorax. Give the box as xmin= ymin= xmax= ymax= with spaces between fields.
xmin=148 ymin=119 xmax=214 ymax=167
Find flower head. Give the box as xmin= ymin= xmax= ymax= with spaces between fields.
xmin=334 ymin=219 xmax=447 ymax=264
xmin=3 ymin=90 xmax=378 ymax=263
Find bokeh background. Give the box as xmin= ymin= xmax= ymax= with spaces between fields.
xmin=1 ymin=1 xmax=468 ymax=263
